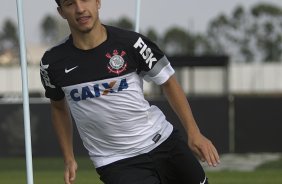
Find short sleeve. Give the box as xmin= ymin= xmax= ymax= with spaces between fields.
xmin=40 ymin=59 xmax=65 ymax=101
xmin=132 ymin=35 xmax=175 ymax=85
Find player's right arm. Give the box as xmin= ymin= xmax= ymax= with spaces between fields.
xmin=40 ymin=44 xmax=78 ymax=183
xmin=51 ymin=98 xmax=77 ymax=184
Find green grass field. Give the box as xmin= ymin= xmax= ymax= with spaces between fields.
xmin=0 ymin=157 xmax=282 ymax=184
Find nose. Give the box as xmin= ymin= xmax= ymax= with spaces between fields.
xmin=75 ymin=1 xmax=85 ymax=13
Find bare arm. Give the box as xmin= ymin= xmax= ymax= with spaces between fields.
xmin=51 ymin=98 xmax=77 ymax=184
xmin=161 ymin=75 xmax=220 ymax=167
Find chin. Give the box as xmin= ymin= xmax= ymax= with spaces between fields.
xmin=81 ymin=29 xmax=92 ymax=33
xmin=77 ymin=26 xmax=93 ymax=34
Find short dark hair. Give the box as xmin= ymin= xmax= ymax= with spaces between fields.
xmin=55 ymin=0 xmax=60 ymax=6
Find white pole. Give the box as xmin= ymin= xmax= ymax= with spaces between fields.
xmin=16 ymin=0 xmax=34 ymax=184
xmin=135 ymin=0 xmax=141 ymax=33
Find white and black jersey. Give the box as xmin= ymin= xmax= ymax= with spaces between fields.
xmin=40 ymin=25 xmax=175 ymax=168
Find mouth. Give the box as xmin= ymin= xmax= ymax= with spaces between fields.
xmin=76 ymin=16 xmax=91 ymax=24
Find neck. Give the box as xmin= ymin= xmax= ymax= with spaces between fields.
xmin=72 ymin=22 xmax=107 ymax=50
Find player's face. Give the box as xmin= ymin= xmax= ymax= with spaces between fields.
xmin=58 ymin=0 xmax=101 ymax=34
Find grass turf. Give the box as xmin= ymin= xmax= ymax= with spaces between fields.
xmin=0 ymin=157 xmax=281 ymax=184
xmin=0 ymin=157 xmax=102 ymax=184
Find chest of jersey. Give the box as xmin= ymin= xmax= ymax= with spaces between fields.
xmin=51 ymin=46 xmax=137 ymax=87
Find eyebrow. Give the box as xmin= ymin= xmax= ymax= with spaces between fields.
xmin=62 ymin=0 xmax=70 ymax=4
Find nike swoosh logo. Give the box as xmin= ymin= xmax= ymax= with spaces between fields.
xmin=65 ymin=66 xmax=78 ymax=73
xmin=200 ymin=177 xmax=207 ymax=184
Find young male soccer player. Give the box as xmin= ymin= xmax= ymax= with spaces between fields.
xmin=40 ymin=0 xmax=220 ymax=183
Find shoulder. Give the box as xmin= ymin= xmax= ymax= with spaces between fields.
xmin=106 ymin=25 xmax=139 ymax=39
xmin=105 ymin=25 xmax=159 ymax=55
xmin=105 ymin=25 xmax=145 ymax=45
xmin=41 ymin=36 xmax=71 ymax=66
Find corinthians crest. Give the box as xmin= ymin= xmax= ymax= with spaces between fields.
xmin=105 ymin=50 xmax=127 ymax=75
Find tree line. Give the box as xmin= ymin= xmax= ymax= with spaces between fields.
xmin=1 ymin=3 xmax=282 ymax=63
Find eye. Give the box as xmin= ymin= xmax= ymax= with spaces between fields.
xmin=65 ymin=2 xmax=73 ymax=6
xmin=63 ymin=0 xmax=74 ymax=6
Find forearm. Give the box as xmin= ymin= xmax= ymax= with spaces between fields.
xmin=161 ymin=75 xmax=200 ymax=135
xmin=51 ymin=99 xmax=75 ymax=162
xmin=162 ymin=76 xmax=220 ymax=166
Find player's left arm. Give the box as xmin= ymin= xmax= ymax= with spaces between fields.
xmin=161 ymin=74 xmax=220 ymax=167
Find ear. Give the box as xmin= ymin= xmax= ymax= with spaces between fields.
xmin=57 ymin=7 xmax=66 ymax=19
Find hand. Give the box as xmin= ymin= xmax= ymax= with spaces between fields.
xmin=64 ymin=160 xmax=78 ymax=184
xmin=188 ymin=131 xmax=220 ymax=167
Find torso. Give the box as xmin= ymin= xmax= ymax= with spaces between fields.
xmin=40 ymin=25 xmax=175 ymax=167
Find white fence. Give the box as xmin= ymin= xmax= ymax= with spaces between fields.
xmin=229 ymin=63 xmax=282 ymax=94
xmin=0 ymin=66 xmax=43 ymax=96
xmin=1 ymin=63 xmax=282 ymax=96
